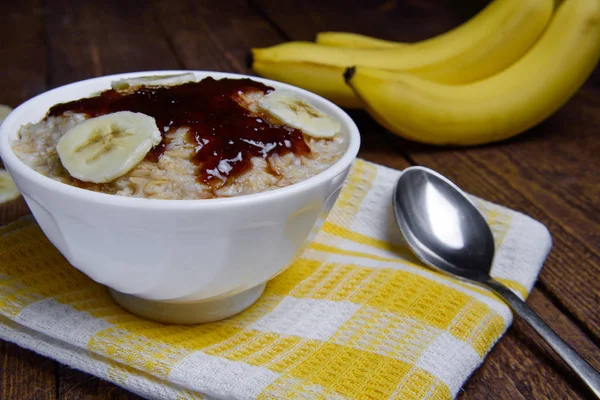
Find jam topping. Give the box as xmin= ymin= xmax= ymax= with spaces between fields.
xmin=47 ymin=77 xmax=311 ymax=185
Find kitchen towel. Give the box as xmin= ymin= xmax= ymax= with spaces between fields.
xmin=0 ymin=159 xmax=552 ymax=399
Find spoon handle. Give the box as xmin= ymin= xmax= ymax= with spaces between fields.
xmin=486 ymin=279 xmax=600 ymax=398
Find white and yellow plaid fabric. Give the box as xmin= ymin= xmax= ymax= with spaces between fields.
xmin=0 ymin=159 xmax=551 ymax=400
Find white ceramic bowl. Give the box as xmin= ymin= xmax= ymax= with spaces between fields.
xmin=0 ymin=71 xmax=360 ymax=323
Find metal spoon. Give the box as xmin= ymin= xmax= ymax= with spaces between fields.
xmin=393 ymin=166 xmax=600 ymax=398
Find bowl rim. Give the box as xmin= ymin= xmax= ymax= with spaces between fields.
xmin=0 ymin=70 xmax=361 ymax=210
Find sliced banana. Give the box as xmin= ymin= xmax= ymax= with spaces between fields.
xmin=56 ymin=111 xmax=162 ymax=183
xmin=258 ymin=90 xmax=340 ymax=138
xmin=0 ymin=104 xmax=12 ymax=126
xmin=111 ymin=73 xmax=197 ymax=90
xmin=0 ymin=169 xmax=20 ymax=204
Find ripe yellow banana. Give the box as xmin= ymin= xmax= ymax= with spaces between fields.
xmin=251 ymin=0 xmax=554 ymax=108
xmin=344 ymin=0 xmax=600 ymax=146
xmin=315 ymin=32 xmax=405 ymax=49
xmin=251 ymin=61 xmax=363 ymax=108
xmin=316 ymin=0 xmax=559 ymax=50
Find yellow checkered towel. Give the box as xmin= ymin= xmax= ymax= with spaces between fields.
xmin=0 ymin=159 xmax=551 ymax=400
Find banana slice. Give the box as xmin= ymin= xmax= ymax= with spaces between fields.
xmin=0 ymin=169 xmax=20 ymax=204
xmin=0 ymin=104 xmax=12 ymax=126
xmin=111 ymin=73 xmax=196 ymax=90
xmin=56 ymin=111 xmax=162 ymax=183
xmin=258 ymin=90 xmax=340 ymax=138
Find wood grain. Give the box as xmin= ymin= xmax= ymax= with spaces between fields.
xmin=0 ymin=198 xmax=31 ymax=226
xmin=252 ymin=0 xmax=486 ymax=42
xmin=0 ymin=342 xmax=56 ymax=400
xmin=45 ymin=0 xmax=181 ymax=88
xmin=461 ymin=288 xmax=600 ymax=400
xmin=0 ymin=2 xmax=58 ymax=398
xmin=0 ymin=0 xmax=47 ymax=107
xmin=58 ymin=366 xmax=143 ymax=400
xmin=152 ymin=0 xmax=283 ymax=73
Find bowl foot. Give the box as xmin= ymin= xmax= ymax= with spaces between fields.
xmin=109 ymin=283 xmax=266 ymax=324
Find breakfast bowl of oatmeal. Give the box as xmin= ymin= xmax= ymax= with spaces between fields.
xmin=0 ymin=71 xmax=360 ymax=324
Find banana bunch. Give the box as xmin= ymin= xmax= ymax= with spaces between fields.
xmin=250 ymin=0 xmax=600 ymax=146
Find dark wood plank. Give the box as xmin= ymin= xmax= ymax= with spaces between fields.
xmin=0 ymin=0 xmax=47 ymax=107
xmin=0 ymin=198 xmax=31 ymax=226
xmin=46 ymin=0 xmax=182 ymax=88
xmin=58 ymin=366 xmax=143 ymax=400
xmin=0 ymin=342 xmax=56 ymax=400
xmin=252 ymin=0 xmax=487 ymax=43
xmin=153 ymin=0 xmax=283 ymax=73
xmin=0 ymin=2 xmax=57 ymax=399
xmin=460 ymin=288 xmax=600 ymax=400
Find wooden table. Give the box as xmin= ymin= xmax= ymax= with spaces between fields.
xmin=1 ymin=0 xmax=598 ymax=399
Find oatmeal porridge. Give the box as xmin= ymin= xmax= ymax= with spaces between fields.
xmin=12 ymin=75 xmax=346 ymax=199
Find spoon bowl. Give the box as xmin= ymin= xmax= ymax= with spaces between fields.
xmin=393 ymin=166 xmax=600 ymax=398
xmin=393 ymin=166 xmax=494 ymax=282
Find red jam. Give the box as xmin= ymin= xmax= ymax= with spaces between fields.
xmin=47 ymin=77 xmax=311 ymax=185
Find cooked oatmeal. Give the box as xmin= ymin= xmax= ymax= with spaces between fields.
xmin=12 ymin=77 xmax=346 ymax=199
